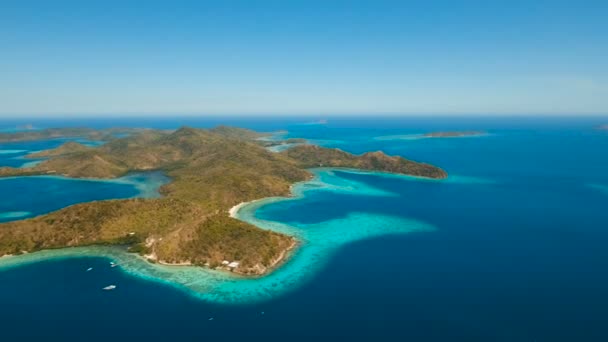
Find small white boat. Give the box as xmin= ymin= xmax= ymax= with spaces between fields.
xmin=110 ymin=262 xmax=118 ymax=268
xmin=86 ymin=267 xmax=93 ymax=272
xmin=208 ymin=317 xmax=214 ymax=321
xmin=102 ymin=285 xmax=117 ymax=290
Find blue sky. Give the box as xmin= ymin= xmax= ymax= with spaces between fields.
xmin=1 ymin=0 xmax=607 ymax=116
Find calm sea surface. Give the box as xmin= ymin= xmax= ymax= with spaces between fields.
xmin=1 ymin=117 xmax=607 ymax=341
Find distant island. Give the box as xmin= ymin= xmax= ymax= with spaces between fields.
xmin=423 ymin=131 xmax=486 ymax=138
xmin=596 ymin=125 xmax=608 ymax=131
xmin=0 ymin=127 xmax=147 ymax=143
xmin=0 ymin=126 xmax=447 ymax=276
xmin=16 ymin=124 xmax=35 ymax=130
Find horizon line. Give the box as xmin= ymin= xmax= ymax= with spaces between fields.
xmin=0 ymin=112 xmax=607 ymax=119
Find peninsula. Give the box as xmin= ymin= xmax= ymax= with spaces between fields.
xmin=0 ymin=126 xmax=447 ymax=276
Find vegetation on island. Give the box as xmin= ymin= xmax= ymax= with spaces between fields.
xmin=0 ymin=126 xmax=446 ymax=275
xmin=0 ymin=127 xmax=148 ymax=143
xmin=208 ymin=125 xmax=266 ymax=140
xmin=283 ymin=144 xmax=448 ymax=179
xmin=26 ymin=141 xmax=91 ymax=158
xmin=0 ymin=168 xmax=47 ymax=177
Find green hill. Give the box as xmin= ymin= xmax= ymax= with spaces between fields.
xmin=283 ymin=144 xmax=448 ymax=179
xmin=26 ymin=141 xmax=91 ymax=158
xmin=0 ymin=127 xmax=146 ymax=143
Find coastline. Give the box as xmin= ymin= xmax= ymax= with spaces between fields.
xmin=228 ymin=201 xmax=254 ymax=218
xmin=228 ymin=171 xmax=314 ymax=219
xmin=269 ymin=239 xmax=297 ymax=270
xmin=2 ymin=167 xmax=434 ymax=272
xmin=0 ymin=167 xmax=438 ymax=304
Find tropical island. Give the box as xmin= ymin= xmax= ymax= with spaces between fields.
xmin=0 ymin=126 xmax=447 ymax=276
xmin=423 ymin=131 xmax=486 ymax=138
xmin=0 ymin=127 xmax=148 ymax=143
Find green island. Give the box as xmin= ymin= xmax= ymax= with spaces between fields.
xmin=0 ymin=126 xmax=447 ymax=276
xmin=423 ymin=131 xmax=486 ymax=138
xmin=0 ymin=127 xmax=149 ymax=143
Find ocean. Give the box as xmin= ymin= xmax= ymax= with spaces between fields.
xmin=1 ymin=116 xmax=607 ymax=341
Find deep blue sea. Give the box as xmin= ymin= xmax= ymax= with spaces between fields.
xmin=1 ymin=117 xmax=608 ymax=341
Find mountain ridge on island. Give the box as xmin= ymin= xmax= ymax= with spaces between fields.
xmin=0 ymin=127 xmax=150 ymax=143
xmin=0 ymin=126 xmax=447 ymax=276
xmin=26 ymin=141 xmax=91 ymax=158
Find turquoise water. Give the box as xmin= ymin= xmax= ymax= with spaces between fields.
xmin=1 ymin=117 xmax=608 ymax=340
xmin=266 ymin=142 xmax=306 ymax=152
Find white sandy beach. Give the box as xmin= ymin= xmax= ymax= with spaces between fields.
xmin=228 ymin=201 xmax=253 ymax=218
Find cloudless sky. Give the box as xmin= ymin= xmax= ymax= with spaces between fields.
xmin=1 ymin=0 xmax=607 ymax=116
